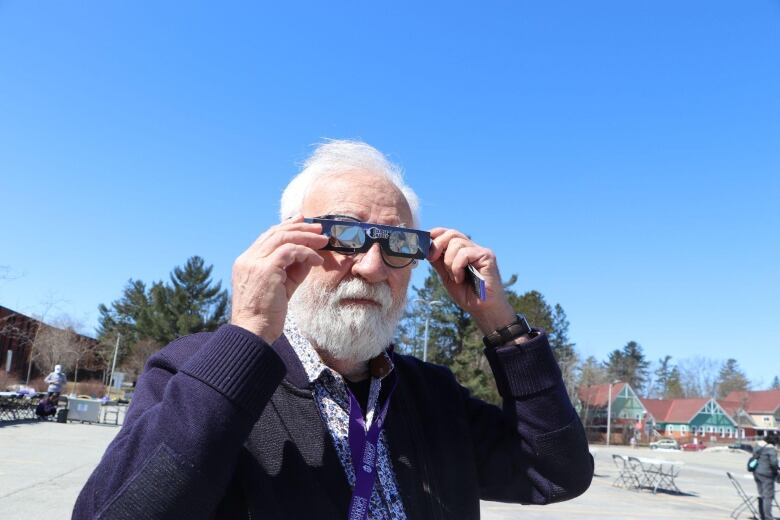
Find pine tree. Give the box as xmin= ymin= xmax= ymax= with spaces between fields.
xmin=549 ymin=304 xmax=576 ymax=362
xmin=397 ymin=267 xmax=575 ymax=405
xmin=507 ymin=290 xmax=554 ymax=333
xmin=652 ymin=355 xmax=673 ymax=398
xmin=97 ymin=256 xmax=229 ymax=367
xmin=605 ymin=341 xmax=650 ymax=393
xmin=716 ymin=359 xmax=750 ymax=399
xmin=771 ymin=376 xmax=780 ymax=390
xmin=666 ymin=366 xmax=684 ymax=398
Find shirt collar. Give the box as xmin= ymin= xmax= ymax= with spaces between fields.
xmin=283 ymin=316 xmax=395 ymax=385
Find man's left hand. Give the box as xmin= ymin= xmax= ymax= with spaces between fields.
xmin=428 ymin=227 xmax=517 ymax=336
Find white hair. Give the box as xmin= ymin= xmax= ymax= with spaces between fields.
xmin=280 ymin=139 xmax=421 ymax=227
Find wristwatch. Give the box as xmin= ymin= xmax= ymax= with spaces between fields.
xmin=482 ymin=313 xmax=533 ymax=348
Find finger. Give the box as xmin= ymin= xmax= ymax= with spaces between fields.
xmin=254 ymin=231 xmax=329 ymax=257
xmin=429 ymin=227 xmax=450 ymax=238
xmin=251 ymin=221 xmax=323 ymax=248
xmin=451 ymin=246 xmax=490 ymax=284
xmin=443 ymin=237 xmax=473 ymax=276
xmin=430 ymin=229 xmax=470 ymax=263
xmin=269 ymin=243 xmax=325 ymax=271
xmin=285 ymin=258 xmax=323 ymax=298
xmin=430 ymin=256 xmax=452 ymax=287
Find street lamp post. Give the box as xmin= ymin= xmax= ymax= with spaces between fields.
xmin=416 ymin=299 xmax=443 ymax=362
xmin=109 ymin=334 xmax=121 ymax=397
xmin=606 ymin=380 xmax=620 ymax=446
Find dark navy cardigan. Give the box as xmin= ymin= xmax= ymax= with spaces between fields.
xmin=73 ymin=325 xmax=593 ymax=519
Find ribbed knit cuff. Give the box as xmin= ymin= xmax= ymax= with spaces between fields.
xmin=484 ymin=333 xmax=562 ymax=398
xmin=181 ymin=324 xmax=286 ymax=412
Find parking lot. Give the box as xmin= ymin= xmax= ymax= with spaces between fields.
xmin=0 ymin=420 xmax=769 ymax=519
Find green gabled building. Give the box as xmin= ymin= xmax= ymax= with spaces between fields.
xmin=641 ymin=397 xmax=743 ymax=440
xmin=578 ymin=382 xmax=649 ymax=443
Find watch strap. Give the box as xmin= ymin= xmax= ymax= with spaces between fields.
xmin=482 ymin=314 xmax=532 ymax=348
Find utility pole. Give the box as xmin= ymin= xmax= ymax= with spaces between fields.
xmin=415 ymin=299 xmax=443 ymax=362
xmin=109 ymin=334 xmax=121 ymax=396
xmin=606 ymin=380 xmax=620 ymax=446
xmin=26 ymin=323 xmax=42 ymax=386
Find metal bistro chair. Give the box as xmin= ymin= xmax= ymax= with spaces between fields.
xmin=0 ymin=395 xmax=34 ymax=421
xmin=727 ymin=471 xmax=759 ymax=519
xmin=0 ymin=396 xmax=14 ymax=421
xmin=612 ymin=454 xmax=638 ymax=489
xmin=627 ymin=456 xmax=658 ymax=491
xmin=652 ymin=461 xmax=682 ymax=494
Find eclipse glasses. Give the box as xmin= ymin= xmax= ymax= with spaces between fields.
xmin=304 ymin=215 xmax=430 ymax=269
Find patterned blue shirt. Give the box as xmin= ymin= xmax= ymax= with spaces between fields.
xmin=284 ymin=319 xmax=407 ymax=520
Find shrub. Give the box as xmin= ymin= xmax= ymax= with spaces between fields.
xmin=65 ymin=379 xmax=106 ymax=398
xmin=28 ymin=376 xmax=46 ymax=392
xmin=0 ymin=371 xmax=19 ymax=391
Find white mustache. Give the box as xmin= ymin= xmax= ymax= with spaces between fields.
xmin=333 ymin=278 xmax=392 ymax=311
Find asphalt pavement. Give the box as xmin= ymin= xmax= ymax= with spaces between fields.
xmin=0 ymin=420 xmax=770 ymax=519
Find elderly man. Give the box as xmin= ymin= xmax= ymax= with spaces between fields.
xmin=74 ymin=140 xmax=592 ymax=519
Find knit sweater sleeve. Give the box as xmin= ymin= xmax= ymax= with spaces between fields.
xmin=469 ymin=332 xmax=593 ymax=504
xmin=72 ymin=324 xmax=286 ymax=519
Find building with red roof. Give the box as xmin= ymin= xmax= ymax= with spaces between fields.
xmin=578 ymin=382 xmax=650 ymax=443
xmin=640 ymin=397 xmax=744 ymax=441
xmin=0 ymin=304 xmax=101 ymax=387
xmin=723 ymin=389 xmax=780 ymax=436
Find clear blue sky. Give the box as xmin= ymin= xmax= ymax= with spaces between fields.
xmin=1 ymin=1 xmax=778 ymax=385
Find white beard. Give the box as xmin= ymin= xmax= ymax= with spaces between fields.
xmin=288 ymin=276 xmax=406 ymax=363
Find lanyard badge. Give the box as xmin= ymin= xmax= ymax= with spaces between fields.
xmin=346 ymin=371 xmax=398 ymax=520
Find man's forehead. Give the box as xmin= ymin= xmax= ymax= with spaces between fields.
xmin=305 ymin=172 xmax=413 ymax=227
xmin=320 ymin=209 xmax=410 ymax=227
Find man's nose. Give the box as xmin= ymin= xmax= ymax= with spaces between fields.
xmin=351 ymin=243 xmax=389 ymax=283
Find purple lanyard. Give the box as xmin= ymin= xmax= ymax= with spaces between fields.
xmin=346 ymin=372 xmax=397 ymax=520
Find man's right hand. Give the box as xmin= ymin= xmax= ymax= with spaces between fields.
xmin=230 ymin=215 xmax=328 ymax=343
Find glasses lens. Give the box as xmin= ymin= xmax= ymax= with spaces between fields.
xmin=381 ymin=249 xmax=415 ymax=268
xmin=330 ymin=224 xmax=366 ymax=249
xmin=388 ymin=230 xmax=419 ymax=255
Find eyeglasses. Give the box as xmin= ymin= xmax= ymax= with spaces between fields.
xmin=304 ymin=215 xmax=431 ymax=269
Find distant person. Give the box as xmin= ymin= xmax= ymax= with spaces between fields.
xmin=753 ymin=433 xmax=779 ymax=520
xmin=35 ymin=395 xmax=57 ymax=420
xmin=44 ymin=364 xmax=67 ymax=400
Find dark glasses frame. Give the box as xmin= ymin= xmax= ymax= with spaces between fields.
xmin=304 ymin=215 xmax=431 ymax=268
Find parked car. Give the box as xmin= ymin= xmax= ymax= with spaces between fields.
xmin=681 ymin=441 xmax=707 ymax=451
xmin=650 ymin=438 xmax=680 ymax=450
xmin=728 ymin=442 xmax=753 ymax=453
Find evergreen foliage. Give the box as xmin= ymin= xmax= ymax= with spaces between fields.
xmin=604 ymin=341 xmax=650 ymax=394
xmin=665 ymin=366 xmax=684 ymax=398
xmin=772 ymin=376 xmax=780 ymax=390
xmin=398 ymin=267 xmax=576 ymax=405
xmin=97 ymin=256 xmax=229 ymax=368
xmin=715 ymin=358 xmax=750 ymax=399
xmin=651 ymin=355 xmax=673 ymax=398
xmin=647 ymin=355 xmax=685 ymax=398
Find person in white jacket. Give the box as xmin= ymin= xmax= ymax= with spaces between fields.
xmin=44 ymin=364 xmax=67 ymax=399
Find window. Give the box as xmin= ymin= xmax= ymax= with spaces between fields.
xmin=764 ymin=417 xmax=771 ymax=424
xmin=681 ymin=425 xmax=688 ymax=433
xmin=4 ymin=350 xmax=11 ymax=373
